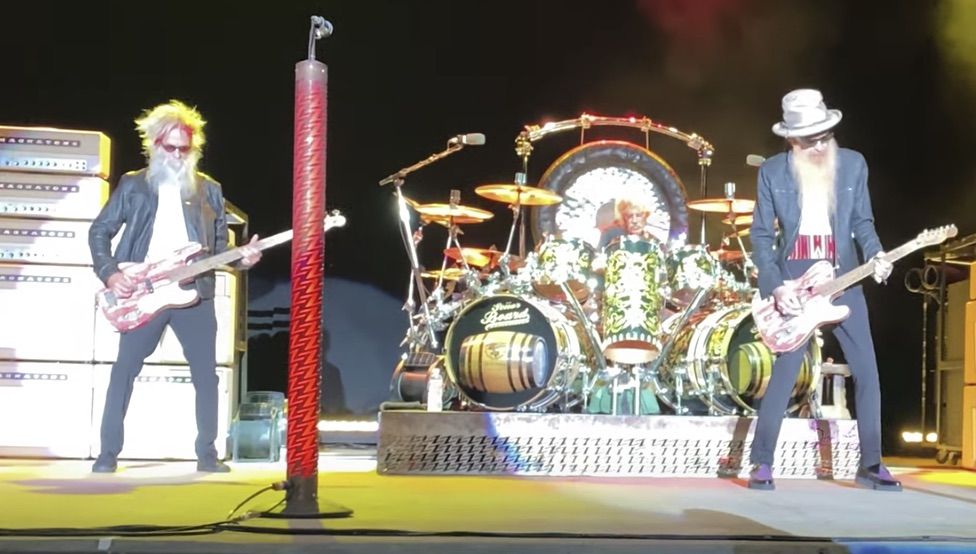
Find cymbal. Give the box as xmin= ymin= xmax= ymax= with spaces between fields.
xmin=474 ymin=184 xmax=562 ymax=206
xmin=421 ymin=268 xmax=467 ymax=281
xmin=721 ymin=214 xmax=753 ymax=226
xmin=444 ymin=247 xmax=496 ymax=268
xmin=713 ymin=249 xmax=745 ymax=262
xmin=688 ymin=198 xmax=755 ymax=214
xmin=724 ymin=227 xmax=751 ymax=239
xmin=444 ymin=247 xmax=522 ymax=270
xmin=414 ymin=203 xmax=494 ymax=224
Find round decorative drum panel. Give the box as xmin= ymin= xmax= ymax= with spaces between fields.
xmin=531 ymin=140 xmax=689 ymax=248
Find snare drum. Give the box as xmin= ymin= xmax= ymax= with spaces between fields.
xmin=659 ymin=304 xmax=821 ymax=415
xmin=444 ymin=294 xmax=585 ymax=411
xmin=601 ymin=235 xmax=668 ymax=364
xmin=666 ymin=244 xmax=720 ymax=307
xmin=531 ymin=236 xmax=596 ymax=302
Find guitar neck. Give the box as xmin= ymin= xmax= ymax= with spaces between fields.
xmin=167 ymin=229 xmax=295 ymax=282
xmin=814 ymin=239 xmax=919 ymax=297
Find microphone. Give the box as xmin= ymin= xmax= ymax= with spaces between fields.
xmin=746 ymin=154 xmax=766 ymax=167
xmin=311 ymin=16 xmax=334 ymax=39
xmin=448 ymin=133 xmax=486 ymax=147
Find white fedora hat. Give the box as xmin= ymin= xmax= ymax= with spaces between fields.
xmin=772 ymin=88 xmax=842 ymax=138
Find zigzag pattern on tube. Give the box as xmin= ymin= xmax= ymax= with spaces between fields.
xmin=288 ymin=73 xmax=327 ymax=478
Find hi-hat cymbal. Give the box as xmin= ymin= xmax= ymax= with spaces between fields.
xmin=722 ymin=214 xmax=753 ymax=226
xmin=421 ymin=268 xmax=468 ymax=281
xmin=414 ymin=203 xmax=494 ymax=224
xmin=475 ymin=184 xmax=562 ymax=206
xmin=688 ymin=198 xmax=755 ymax=214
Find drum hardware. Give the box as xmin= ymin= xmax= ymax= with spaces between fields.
xmin=552 ymin=280 xmax=606 ymax=413
xmin=644 ymin=286 xmax=711 ymax=415
xmin=474 ymin=174 xmax=563 ymax=261
xmin=379 ymin=134 xmax=486 ymax=351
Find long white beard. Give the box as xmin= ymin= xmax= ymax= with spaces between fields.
xmin=792 ymin=138 xmax=838 ymax=215
xmin=147 ymin=152 xmax=199 ymax=197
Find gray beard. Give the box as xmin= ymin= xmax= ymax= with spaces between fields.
xmin=147 ymin=154 xmax=197 ymax=197
xmin=792 ymin=138 xmax=838 ymax=215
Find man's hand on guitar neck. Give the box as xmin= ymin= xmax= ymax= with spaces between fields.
xmin=872 ymin=252 xmax=892 ymax=284
xmin=239 ymin=235 xmax=262 ymax=268
xmin=772 ymin=285 xmax=803 ymax=317
xmin=107 ymin=272 xmax=136 ymax=299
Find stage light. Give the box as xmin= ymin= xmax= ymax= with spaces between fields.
xmin=926 ymin=432 xmax=939 ymax=443
xmin=316 ymin=419 xmax=379 ymax=433
xmin=901 ymin=430 xmax=923 ymax=443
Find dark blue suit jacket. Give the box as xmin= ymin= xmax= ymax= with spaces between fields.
xmin=750 ymin=148 xmax=884 ymax=298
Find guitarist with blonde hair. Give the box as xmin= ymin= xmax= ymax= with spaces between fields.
xmin=747 ymin=89 xmax=900 ymax=491
xmin=88 ymin=100 xmax=261 ymax=473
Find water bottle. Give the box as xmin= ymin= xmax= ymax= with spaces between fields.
xmin=426 ymin=365 xmax=444 ymax=412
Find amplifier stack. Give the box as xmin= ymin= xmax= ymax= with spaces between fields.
xmin=0 ymin=125 xmax=243 ymax=461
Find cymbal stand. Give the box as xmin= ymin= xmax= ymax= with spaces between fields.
xmin=696 ymin=144 xmax=714 ymax=245
xmin=435 ymin=189 xmax=474 ymax=292
xmin=380 ymin=137 xmax=474 ymax=350
xmin=391 ymin=178 xmax=437 ymax=349
xmin=722 ymin=182 xmax=755 ymax=272
xmin=501 ymin=172 xmax=528 ymax=261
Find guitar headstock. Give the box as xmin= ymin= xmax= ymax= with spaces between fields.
xmin=915 ymin=224 xmax=958 ymax=248
xmin=324 ymin=209 xmax=347 ymax=231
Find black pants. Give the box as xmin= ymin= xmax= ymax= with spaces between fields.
xmin=97 ymin=298 xmax=219 ymax=462
xmin=749 ymin=259 xmax=883 ymax=468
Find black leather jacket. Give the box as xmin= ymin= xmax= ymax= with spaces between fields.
xmin=88 ymin=168 xmax=229 ymax=299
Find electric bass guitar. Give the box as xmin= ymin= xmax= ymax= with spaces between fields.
xmin=97 ymin=210 xmax=346 ymax=332
xmin=752 ymin=224 xmax=957 ymax=353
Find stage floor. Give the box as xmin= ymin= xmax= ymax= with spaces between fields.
xmin=1 ymin=450 xmax=974 ymax=553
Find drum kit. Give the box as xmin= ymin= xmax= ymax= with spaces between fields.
xmin=385 ymin=114 xmax=821 ymax=417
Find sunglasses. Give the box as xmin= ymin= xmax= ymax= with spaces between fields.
xmin=795 ymin=131 xmax=834 ymax=149
xmin=158 ymin=143 xmax=192 ymax=154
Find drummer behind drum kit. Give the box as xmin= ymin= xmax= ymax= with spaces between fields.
xmin=383 ymin=114 xmax=822 ymax=418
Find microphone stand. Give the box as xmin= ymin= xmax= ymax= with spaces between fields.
xmin=380 ymin=141 xmax=469 ymax=350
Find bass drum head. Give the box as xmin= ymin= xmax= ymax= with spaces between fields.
xmin=531 ymin=140 xmax=689 ymax=248
xmin=692 ymin=305 xmax=821 ymax=415
xmin=444 ymin=294 xmax=559 ymax=410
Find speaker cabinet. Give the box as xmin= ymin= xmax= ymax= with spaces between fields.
xmin=90 ymin=364 xmax=235 ymax=460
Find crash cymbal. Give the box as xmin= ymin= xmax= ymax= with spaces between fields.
xmin=444 ymin=247 xmax=496 ymax=268
xmin=414 ymin=203 xmax=494 ymax=224
xmin=721 ymin=214 xmax=753 ymax=226
xmin=475 ymin=184 xmax=562 ymax=206
xmin=688 ymin=198 xmax=755 ymax=214
xmin=421 ymin=268 xmax=468 ymax=281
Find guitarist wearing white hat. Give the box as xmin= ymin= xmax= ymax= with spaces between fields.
xmin=747 ymin=89 xmax=900 ymax=492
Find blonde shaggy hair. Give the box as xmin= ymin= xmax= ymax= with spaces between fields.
xmin=134 ymin=99 xmax=207 ymax=160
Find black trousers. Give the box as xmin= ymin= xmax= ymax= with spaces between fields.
xmin=97 ymin=298 xmax=219 ymax=462
xmin=749 ymin=259 xmax=883 ymax=468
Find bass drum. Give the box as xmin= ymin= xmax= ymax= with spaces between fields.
xmin=659 ymin=304 xmax=821 ymax=415
xmin=444 ymin=294 xmax=584 ymax=411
